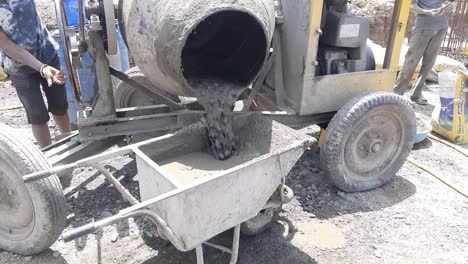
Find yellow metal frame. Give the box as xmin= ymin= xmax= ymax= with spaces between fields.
xmin=308 ymin=0 xmax=412 ymax=71
xmin=385 ymin=0 xmax=412 ymax=70
xmin=296 ymin=0 xmax=412 ymax=115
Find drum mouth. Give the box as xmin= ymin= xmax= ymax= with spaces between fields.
xmin=181 ymin=10 xmax=268 ymax=86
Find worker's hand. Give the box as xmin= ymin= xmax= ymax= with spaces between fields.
xmin=426 ymin=8 xmax=443 ymax=16
xmin=41 ymin=65 xmax=66 ymax=86
xmin=432 ymin=2 xmax=455 ymax=16
xmin=441 ymin=1 xmax=455 ymax=13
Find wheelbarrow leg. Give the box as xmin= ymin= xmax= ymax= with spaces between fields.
xmin=196 ymin=245 xmax=204 ymax=264
xmin=229 ymin=225 xmax=241 ymax=264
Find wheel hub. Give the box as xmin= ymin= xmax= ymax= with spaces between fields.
xmin=344 ymin=111 xmax=403 ymax=180
xmin=371 ymin=142 xmax=382 ymax=153
xmin=0 ymin=163 xmax=34 ymax=241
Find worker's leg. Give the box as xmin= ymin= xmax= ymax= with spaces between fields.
xmin=10 ymin=73 xmax=52 ymax=148
xmin=52 ymin=113 xmax=71 ymax=134
xmin=393 ymin=30 xmax=432 ymax=95
xmin=409 ymin=29 xmax=447 ymax=101
xmin=41 ymin=56 xmax=71 ymax=134
xmin=31 ymin=124 xmax=52 ymax=148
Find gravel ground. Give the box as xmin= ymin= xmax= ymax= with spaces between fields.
xmin=1 ymin=77 xmax=467 ymax=264
xmin=1 ymin=1 xmax=467 ymax=263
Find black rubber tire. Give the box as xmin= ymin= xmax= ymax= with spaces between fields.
xmin=0 ymin=124 xmax=66 ymax=255
xmin=241 ymin=185 xmax=292 ymax=236
xmin=114 ymin=67 xmax=179 ymax=108
xmin=365 ymin=44 xmax=376 ymax=71
xmin=240 ymin=208 xmax=277 ymax=237
xmin=320 ymin=92 xmax=416 ymax=192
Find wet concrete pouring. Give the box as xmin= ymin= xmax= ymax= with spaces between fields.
xmin=189 ymin=79 xmax=246 ymax=161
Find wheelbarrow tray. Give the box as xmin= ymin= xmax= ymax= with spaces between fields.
xmin=134 ymin=114 xmax=313 ymax=251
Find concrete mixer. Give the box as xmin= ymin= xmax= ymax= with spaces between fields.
xmin=0 ymin=0 xmax=417 ymax=262
xmin=50 ymin=0 xmax=415 ymax=191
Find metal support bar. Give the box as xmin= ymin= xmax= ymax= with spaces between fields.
xmin=383 ymin=0 xmax=411 ymax=69
xmin=243 ymin=52 xmax=275 ymax=111
xmin=201 ymin=225 xmax=240 ymax=264
xmin=92 ymin=164 xmax=140 ymax=205
xmin=196 ymin=246 xmax=205 ymax=264
xmin=203 ymin=242 xmax=233 ymax=254
xmin=230 ymin=225 xmax=240 ymax=264
xmin=78 ymin=111 xmax=205 ymax=142
xmin=48 ymin=137 xmax=122 ymax=166
xmin=272 ymin=27 xmax=287 ymax=109
xmin=263 ymin=111 xmax=336 ymax=128
xmin=41 ymin=131 xmax=79 ymax=152
xmin=24 ymin=145 xmax=133 ymax=183
xmin=61 ymin=209 xmax=181 ymax=250
xmin=110 ymin=67 xmax=184 ymax=110
xmin=89 ymin=30 xmax=117 ymax=119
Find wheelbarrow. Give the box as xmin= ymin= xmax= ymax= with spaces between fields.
xmin=21 ymin=114 xmax=314 ymax=263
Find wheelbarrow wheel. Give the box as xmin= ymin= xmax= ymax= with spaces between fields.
xmin=321 ymin=92 xmax=416 ymax=192
xmin=241 ymin=208 xmax=278 ymax=236
xmin=0 ymin=124 xmax=66 ymax=255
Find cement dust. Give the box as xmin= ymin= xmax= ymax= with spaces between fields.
xmin=294 ymin=221 xmax=347 ymax=249
xmin=188 ymin=79 xmax=246 ymax=160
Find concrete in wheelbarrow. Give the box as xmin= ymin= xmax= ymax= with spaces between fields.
xmin=135 ymin=114 xmax=314 ymax=252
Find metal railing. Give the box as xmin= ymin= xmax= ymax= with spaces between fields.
xmin=442 ymin=0 xmax=468 ymax=54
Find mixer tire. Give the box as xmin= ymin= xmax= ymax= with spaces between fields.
xmin=114 ymin=67 xmax=180 ymax=108
xmin=0 ymin=124 xmax=66 ymax=255
xmin=320 ymin=92 xmax=416 ymax=192
xmin=241 ymin=208 xmax=277 ymax=236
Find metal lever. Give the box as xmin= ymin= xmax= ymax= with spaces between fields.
xmin=109 ymin=67 xmax=185 ymax=110
xmin=62 ymin=222 xmax=97 ymax=242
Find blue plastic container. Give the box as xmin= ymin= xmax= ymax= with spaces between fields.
xmin=414 ymin=113 xmax=432 ymax=144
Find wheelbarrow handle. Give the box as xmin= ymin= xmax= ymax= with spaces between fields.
xmin=62 ymin=222 xmax=97 ymax=242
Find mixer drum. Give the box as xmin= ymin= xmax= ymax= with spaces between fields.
xmin=119 ymin=0 xmax=276 ymax=96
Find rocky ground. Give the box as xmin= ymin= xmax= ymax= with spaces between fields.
xmin=1 ymin=77 xmax=467 ymax=264
xmin=36 ymin=0 xmax=58 ymax=30
xmin=0 ymin=1 xmax=467 ymax=264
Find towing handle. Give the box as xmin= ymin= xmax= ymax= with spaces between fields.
xmin=62 ymin=222 xmax=97 ymax=242
xmin=61 ymin=209 xmax=183 ymax=250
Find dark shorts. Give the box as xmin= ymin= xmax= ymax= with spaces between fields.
xmin=10 ymin=56 xmax=69 ymax=125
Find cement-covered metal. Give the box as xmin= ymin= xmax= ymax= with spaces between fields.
xmin=119 ymin=0 xmax=276 ymax=96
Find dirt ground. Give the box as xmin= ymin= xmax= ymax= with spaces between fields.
xmin=1 ymin=75 xmax=467 ymax=264
xmin=1 ymin=1 xmax=467 ymax=263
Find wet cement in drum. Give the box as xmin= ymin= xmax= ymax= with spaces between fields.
xmin=188 ymin=79 xmax=246 ymax=160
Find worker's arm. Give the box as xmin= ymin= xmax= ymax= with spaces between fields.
xmin=438 ymin=0 xmax=456 ymax=14
xmin=0 ymin=32 xmax=65 ymax=85
xmin=411 ymin=0 xmax=456 ymax=16
xmin=411 ymin=0 xmax=440 ymax=16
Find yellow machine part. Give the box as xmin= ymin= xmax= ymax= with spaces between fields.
xmin=387 ymin=0 xmax=412 ymax=70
